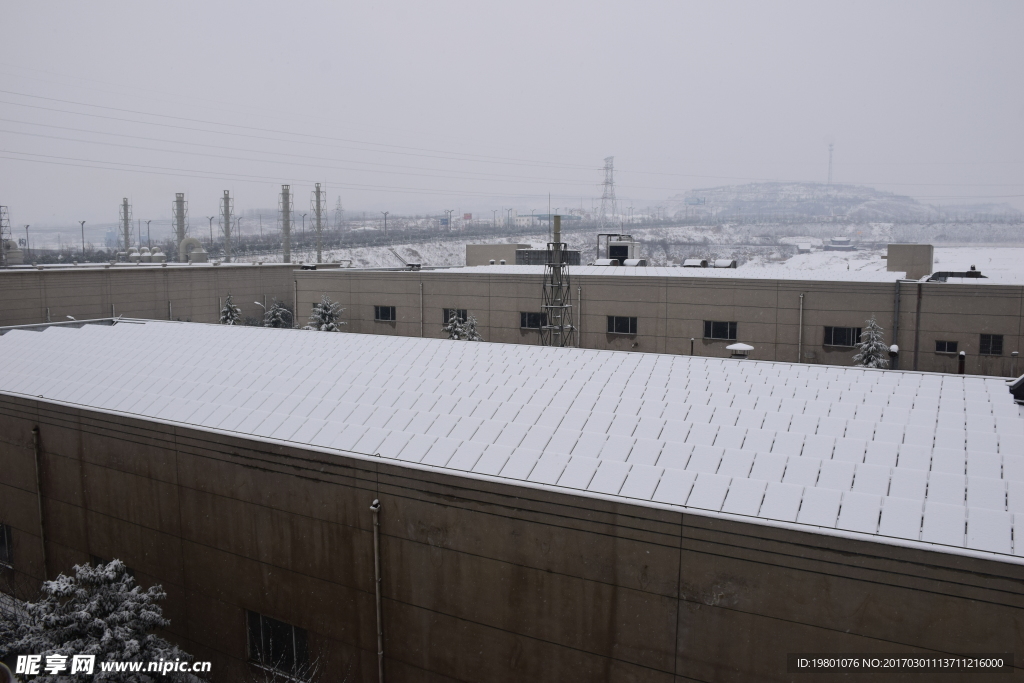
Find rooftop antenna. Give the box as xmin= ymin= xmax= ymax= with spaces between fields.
xmin=599 ymin=156 xmax=617 ymax=230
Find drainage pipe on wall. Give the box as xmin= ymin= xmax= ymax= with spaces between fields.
xmin=891 ymin=281 xmax=902 ymax=370
xmin=913 ymin=283 xmax=924 ymax=371
xmin=370 ymin=499 xmax=384 ymax=683
xmin=32 ymin=427 xmax=48 ymax=581
xmin=797 ymin=293 xmax=804 ymax=363
xmin=293 ymin=280 xmax=298 ymax=329
xmin=419 ymin=282 xmax=424 ymax=337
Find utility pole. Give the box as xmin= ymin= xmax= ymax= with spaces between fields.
xmin=120 ymin=198 xmax=132 ymax=252
xmin=146 ymin=220 xmax=151 ymax=247
xmin=381 ymin=211 xmax=389 ymax=242
xmin=79 ymin=221 xmax=86 ymax=255
xmin=207 ymin=216 xmax=215 ymax=247
xmin=280 ymin=185 xmax=292 ymax=263
xmin=301 ymin=213 xmax=307 ymax=244
xmin=24 ymin=225 xmax=29 ymax=258
xmin=313 ymin=183 xmax=325 ymax=263
xmin=827 ymin=143 xmax=834 ymax=186
xmin=221 ymin=190 xmax=233 ymax=262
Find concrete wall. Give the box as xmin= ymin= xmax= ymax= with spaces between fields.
xmin=0 ymin=264 xmax=299 ymax=327
xmin=2 ymin=395 xmax=1022 ymax=682
xmin=887 ymin=244 xmax=934 ymax=279
xmin=465 ymin=244 xmax=529 ymax=266
xmin=297 ymin=270 xmax=1024 ymax=377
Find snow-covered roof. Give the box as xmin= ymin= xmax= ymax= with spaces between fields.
xmin=444 ymin=264 xmax=909 ymax=282
xmin=1 ymin=321 xmax=1022 ymax=563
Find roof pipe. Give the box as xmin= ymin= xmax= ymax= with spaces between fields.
xmin=798 ymin=293 xmax=804 ymax=363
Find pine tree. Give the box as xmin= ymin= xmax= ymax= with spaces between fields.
xmin=443 ymin=311 xmax=483 ymax=342
xmin=853 ymin=317 xmax=889 ymax=369
xmin=263 ymin=300 xmax=293 ymax=329
xmin=0 ymin=560 xmax=206 ymax=682
xmin=304 ymin=294 xmax=346 ymax=332
xmin=461 ymin=315 xmax=483 ymax=342
xmin=220 ymin=295 xmax=242 ymax=325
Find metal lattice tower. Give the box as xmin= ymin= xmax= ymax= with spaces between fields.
xmin=334 ymin=196 xmax=344 ymax=238
xmin=119 ymin=198 xmax=133 ymax=251
xmin=311 ymin=183 xmax=325 ymax=263
xmin=172 ymin=193 xmax=189 ymax=246
xmin=540 ymin=215 xmax=576 ymax=347
xmin=280 ymin=185 xmax=292 ymax=263
xmin=0 ymin=206 xmax=11 ymax=268
xmin=221 ymin=190 xmax=233 ymax=262
xmin=599 ymin=156 xmax=617 ymax=230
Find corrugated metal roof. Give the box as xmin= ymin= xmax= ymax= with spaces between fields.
xmin=1 ymin=320 xmax=1023 ymax=563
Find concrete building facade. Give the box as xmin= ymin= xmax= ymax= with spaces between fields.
xmin=295 ymin=267 xmax=1024 ymax=377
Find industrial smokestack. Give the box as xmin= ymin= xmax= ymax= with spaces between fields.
xmin=281 ymin=185 xmax=291 ymax=263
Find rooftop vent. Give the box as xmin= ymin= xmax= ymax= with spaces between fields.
xmin=926 ymin=265 xmax=986 ymax=282
xmin=682 ymin=259 xmax=708 ymax=268
xmin=622 ymin=258 xmax=647 ymax=266
xmin=713 ymin=259 xmax=737 ymax=268
xmin=593 ymin=258 xmax=620 ymax=266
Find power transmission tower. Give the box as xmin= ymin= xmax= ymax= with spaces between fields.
xmin=311 ymin=183 xmax=325 ymax=263
xmin=280 ymin=185 xmax=292 ymax=263
xmin=172 ymin=193 xmax=188 ymax=248
xmin=540 ymin=215 xmax=576 ymax=348
xmin=333 ymin=196 xmax=344 ymax=234
xmin=599 ymin=156 xmax=617 ymax=230
xmin=119 ymin=198 xmax=132 ymax=252
xmin=0 ymin=206 xmax=11 ymax=268
xmin=221 ymin=190 xmax=233 ymax=262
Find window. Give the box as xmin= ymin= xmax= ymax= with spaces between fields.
xmin=606 ymin=316 xmax=638 ymax=334
xmin=703 ymin=321 xmax=737 ymax=340
xmin=980 ymin=334 xmax=1003 ymax=356
xmin=443 ymin=308 xmax=467 ymax=324
xmin=823 ymin=326 xmax=862 ymax=347
xmin=0 ymin=524 xmax=12 ymax=568
xmin=374 ymin=305 xmax=396 ymax=322
xmin=935 ymin=340 xmax=958 ymax=354
xmin=520 ymin=312 xmax=547 ymax=329
xmin=247 ymin=611 xmax=309 ymax=679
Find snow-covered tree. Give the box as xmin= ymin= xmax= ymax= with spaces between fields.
xmin=461 ymin=315 xmax=483 ymax=341
xmin=304 ymin=294 xmax=346 ymax=332
xmin=0 ymin=560 xmax=205 ymax=682
xmin=443 ymin=312 xmax=483 ymax=341
xmin=263 ymin=300 xmax=293 ymax=329
xmin=220 ymin=295 xmax=242 ymax=325
xmin=853 ymin=317 xmax=889 ymax=369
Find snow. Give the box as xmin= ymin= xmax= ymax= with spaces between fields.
xmin=1 ymin=320 xmax=1023 ymax=564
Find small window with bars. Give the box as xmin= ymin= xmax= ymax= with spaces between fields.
xmin=374 ymin=305 xmax=396 ymax=322
xmin=703 ymin=321 xmax=737 ymax=340
xmin=443 ymin=309 xmax=467 ymax=324
xmin=935 ymin=340 xmax=958 ymax=354
xmin=0 ymin=524 xmax=12 ymax=568
xmin=247 ymin=611 xmax=309 ymax=678
xmin=606 ymin=316 xmax=638 ymax=334
xmin=520 ymin=312 xmax=547 ymax=329
xmin=980 ymin=334 xmax=1003 ymax=355
xmin=823 ymin=326 xmax=862 ymax=347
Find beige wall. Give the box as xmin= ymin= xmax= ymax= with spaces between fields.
xmin=297 ymin=270 xmax=1024 ymax=377
xmin=886 ymin=243 xmax=934 ymax=279
xmin=3 ymin=395 xmax=1022 ymax=682
xmin=465 ymin=244 xmax=529 ymax=266
xmin=0 ymin=264 xmax=299 ymax=327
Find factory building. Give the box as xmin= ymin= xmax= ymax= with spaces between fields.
xmin=1 ymin=320 xmax=1022 ymax=681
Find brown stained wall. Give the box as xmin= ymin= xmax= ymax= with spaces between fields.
xmin=1 ymin=395 xmax=1022 ymax=682
xmin=0 ymin=265 xmax=300 ymax=327
xmin=298 ymin=270 xmax=1024 ymax=377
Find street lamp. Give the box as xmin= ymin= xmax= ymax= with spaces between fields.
xmin=24 ymin=225 xmax=29 ymax=258
xmin=145 ymin=220 xmax=151 ymax=248
xmin=381 ymin=211 xmax=389 ymax=240
xmin=507 ymin=208 xmax=513 ymax=230
xmin=79 ymin=221 xmax=85 ymax=256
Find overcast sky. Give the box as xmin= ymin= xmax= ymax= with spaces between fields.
xmin=3 ymin=0 xmax=1022 ymax=236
